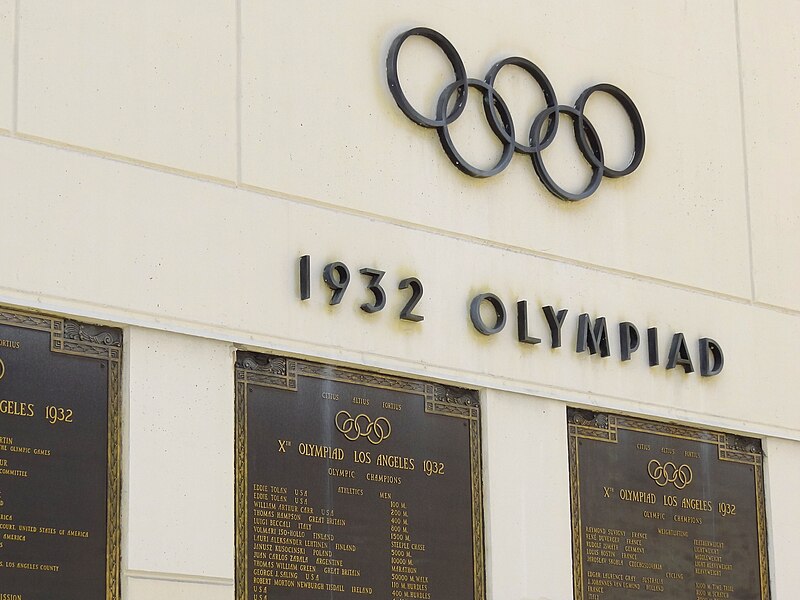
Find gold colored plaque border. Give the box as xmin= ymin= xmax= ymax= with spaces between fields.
xmin=567 ymin=410 xmax=770 ymax=600
xmin=0 ymin=306 xmax=122 ymax=600
xmin=234 ymin=353 xmax=485 ymax=600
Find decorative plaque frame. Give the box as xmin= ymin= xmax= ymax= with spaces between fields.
xmin=568 ymin=409 xmax=769 ymax=600
xmin=0 ymin=306 xmax=122 ymax=600
xmin=234 ymin=352 xmax=484 ymax=600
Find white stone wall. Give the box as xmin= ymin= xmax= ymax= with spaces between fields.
xmin=1 ymin=1 xmax=798 ymax=598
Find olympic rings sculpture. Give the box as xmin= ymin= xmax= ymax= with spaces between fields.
xmin=335 ymin=410 xmax=392 ymax=445
xmin=647 ymin=459 xmax=693 ymax=490
xmin=386 ymin=27 xmax=646 ymax=201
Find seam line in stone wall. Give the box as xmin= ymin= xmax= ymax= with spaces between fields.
xmin=11 ymin=0 xmax=20 ymax=132
xmin=751 ymin=301 xmax=800 ymax=317
xmin=235 ymin=0 xmax=243 ymax=186
xmin=4 ymin=131 xmax=237 ymax=187
xmin=733 ymin=0 xmax=758 ymax=303
xmin=0 ymin=131 xmax=793 ymax=315
xmin=125 ymin=569 xmax=233 ymax=586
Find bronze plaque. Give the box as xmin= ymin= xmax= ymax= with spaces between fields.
xmin=235 ymin=352 xmax=484 ymax=600
xmin=568 ymin=409 xmax=769 ymax=600
xmin=0 ymin=308 xmax=122 ymax=600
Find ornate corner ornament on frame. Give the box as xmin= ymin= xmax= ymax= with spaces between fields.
xmin=386 ymin=27 xmax=646 ymax=201
xmin=0 ymin=306 xmax=122 ymax=600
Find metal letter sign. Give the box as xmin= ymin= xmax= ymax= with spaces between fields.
xmin=387 ymin=27 xmax=646 ymax=201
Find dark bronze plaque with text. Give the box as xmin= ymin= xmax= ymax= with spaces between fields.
xmin=235 ymin=352 xmax=484 ymax=600
xmin=568 ymin=409 xmax=769 ymax=600
xmin=0 ymin=308 xmax=122 ymax=600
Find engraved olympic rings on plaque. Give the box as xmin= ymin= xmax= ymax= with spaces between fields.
xmin=0 ymin=358 xmax=5 ymax=380
xmin=647 ymin=459 xmax=693 ymax=490
xmin=386 ymin=27 xmax=645 ymax=201
xmin=335 ymin=410 xmax=392 ymax=445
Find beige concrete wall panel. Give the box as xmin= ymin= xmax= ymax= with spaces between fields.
xmin=125 ymin=576 xmax=233 ymax=600
xmin=0 ymin=136 xmax=794 ymax=438
xmin=764 ymin=437 xmax=800 ymax=598
xmin=126 ymin=328 xmax=234 ymax=578
xmin=16 ymin=0 xmax=236 ymax=179
xmin=738 ymin=0 xmax=800 ymax=311
xmin=0 ymin=0 xmax=13 ymax=131
xmin=240 ymin=0 xmax=750 ymax=297
xmin=483 ymin=392 xmax=572 ymax=600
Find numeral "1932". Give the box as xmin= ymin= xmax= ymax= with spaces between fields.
xmin=299 ymin=255 xmax=423 ymax=322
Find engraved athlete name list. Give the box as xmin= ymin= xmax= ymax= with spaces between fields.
xmin=568 ymin=410 xmax=769 ymax=600
xmin=235 ymin=353 xmax=484 ymax=600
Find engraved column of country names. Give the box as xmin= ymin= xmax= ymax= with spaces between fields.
xmin=0 ymin=433 xmax=90 ymax=576
xmin=387 ymin=496 xmax=430 ymax=600
xmin=250 ymin=483 xmax=363 ymax=598
xmin=584 ymin=526 xmax=667 ymax=597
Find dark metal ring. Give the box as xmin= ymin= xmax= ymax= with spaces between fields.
xmin=386 ymin=27 xmax=646 ymax=200
xmin=530 ymin=105 xmax=604 ymax=202
xmin=483 ymin=56 xmax=559 ymax=154
xmin=386 ymin=27 xmax=468 ymax=128
xmin=574 ymin=83 xmax=645 ymax=178
xmin=436 ymin=78 xmax=515 ymax=178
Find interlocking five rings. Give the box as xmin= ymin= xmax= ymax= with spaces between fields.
xmin=335 ymin=410 xmax=392 ymax=445
xmin=647 ymin=459 xmax=693 ymax=490
xmin=386 ymin=27 xmax=646 ymax=201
